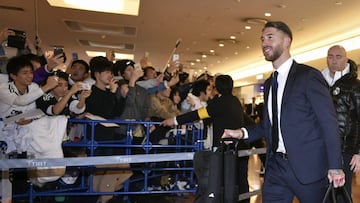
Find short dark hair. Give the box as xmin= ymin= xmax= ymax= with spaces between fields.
xmin=53 ymin=70 xmax=69 ymax=82
xmin=89 ymin=56 xmax=113 ymax=79
xmin=113 ymin=59 xmax=135 ymax=76
xmin=71 ymin=59 xmax=90 ymax=73
xmin=6 ymin=55 xmax=34 ymax=81
xmin=23 ymin=53 xmax=42 ymax=64
xmin=191 ymin=79 xmax=210 ymax=97
xmin=41 ymin=70 xmax=69 ymax=87
xmin=263 ymin=21 xmax=293 ymax=41
xmin=215 ymin=75 xmax=233 ymax=95
xmin=143 ymin=66 xmax=156 ymax=75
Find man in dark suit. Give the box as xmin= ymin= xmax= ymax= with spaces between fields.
xmin=222 ymin=21 xmax=345 ymax=202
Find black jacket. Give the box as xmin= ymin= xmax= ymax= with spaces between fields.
xmin=176 ymin=94 xmax=244 ymax=147
xmin=328 ymin=59 xmax=360 ymax=155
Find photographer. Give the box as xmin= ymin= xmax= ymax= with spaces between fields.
xmin=36 ymin=70 xmax=91 ymax=117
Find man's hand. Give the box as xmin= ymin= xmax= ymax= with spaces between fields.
xmin=350 ymin=154 xmax=360 ymax=172
xmin=69 ymin=82 xmax=83 ymax=94
xmin=327 ymin=169 xmax=345 ymax=188
xmin=42 ymin=75 xmax=59 ymax=92
xmin=109 ymin=78 xmax=119 ymax=93
xmin=167 ymin=74 xmax=179 ymax=87
xmin=0 ymin=28 xmax=14 ymax=44
xmin=221 ymin=129 xmax=244 ymax=140
xmin=47 ymin=53 xmax=64 ymax=71
xmin=15 ymin=118 xmax=32 ymax=126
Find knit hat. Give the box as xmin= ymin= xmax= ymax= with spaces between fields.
xmin=113 ymin=59 xmax=135 ymax=76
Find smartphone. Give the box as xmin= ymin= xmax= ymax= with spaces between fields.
xmin=82 ymin=83 xmax=91 ymax=90
xmin=72 ymin=52 xmax=78 ymax=60
xmin=53 ymin=47 xmax=64 ymax=56
xmin=172 ymin=54 xmax=179 ymax=62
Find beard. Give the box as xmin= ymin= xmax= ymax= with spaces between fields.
xmin=263 ymin=45 xmax=283 ymax=62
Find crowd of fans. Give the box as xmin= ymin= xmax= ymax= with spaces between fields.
xmin=0 ymin=27 xmax=224 ymax=203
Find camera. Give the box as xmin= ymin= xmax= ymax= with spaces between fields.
xmin=7 ymin=29 xmax=26 ymax=49
xmin=82 ymin=83 xmax=91 ymax=90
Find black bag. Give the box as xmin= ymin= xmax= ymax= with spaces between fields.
xmin=193 ymin=138 xmax=239 ymax=203
xmin=322 ymin=184 xmax=352 ymax=203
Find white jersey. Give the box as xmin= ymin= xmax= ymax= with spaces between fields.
xmin=0 ymin=82 xmax=43 ymax=119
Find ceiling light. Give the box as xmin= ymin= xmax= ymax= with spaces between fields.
xmin=335 ymin=1 xmax=343 ymax=5
xmin=245 ymin=26 xmax=251 ymax=30
xmin=256 ymin=74 xmax=264 ymax=80
xmin=86 ymin=50 xmax=134 ymax=60
xmin=276 ymin=4 xmax=287 ymax=8
xmin=47 ymin=0 xmax=140 ymax=16
xmin=264 ymin=12 xmax=271 ymax=17
xmin=245 ymin=18 xmax=267 ymax=25
xmin=196 ymin=59 xmax=201 ymax=62
xmin=230 ymin=35 xmax=236 ymax=39
xmin=210 ymin=49 xmax=215 ymax=53
xmin=219 ymin=42 xmax=225 ymax=47
xmin=190 ymin=62 xmax=195 ymax=66
xmin=234 ymin=52 xmax=239 ymax=55
xmin=202 ymin=54 xmax=207 ymax=58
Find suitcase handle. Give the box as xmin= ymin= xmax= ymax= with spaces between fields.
xmin=322 ymin=184 xmax=353 ymax=203
xmin=220 ymin=137 xmax=239 ymax=151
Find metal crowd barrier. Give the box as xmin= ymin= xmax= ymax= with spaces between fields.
xmin=1 ymin=118 xmax=204 ymax=203
xmin=0 ymin=117 xmax=267 ymax=202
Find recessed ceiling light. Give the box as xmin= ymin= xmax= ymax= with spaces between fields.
xmin=47 ymin=0 xmax=140 ymax=16
xmin=246 ymin=46 xmax=250 ymax=49
xmin=245 ymin=18 xmax=268 ymax=25
xmin=264 ymin=12 xmax=271 ymax=17
xmin=335 ymin=1 xmax=343 ymax=5
xmin=204 ymin=67 xmax=208 ymax=70
xmin=210 ymin=49 xmax=215 ymax=53
xmin=196 ymin=59 xmax=201 ymax=62
xmin=245 ymin=25 xmax=251 ymax=30
xmin=219 ymin=42 xmax=225 ymax=47
xmin=190 ymin=62 xmax=195 ymax=66
xmin=234 ymin=52 xmax=239 ymax=55
xmin=276 ymin=4 xmax=287 ymax=8
xmin=230 ymin=35 xmax=236 ymax=39
xmin=202 ymin=54 xmax=207 ymax=58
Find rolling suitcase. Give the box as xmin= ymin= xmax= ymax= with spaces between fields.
xmin=194 ymin=138 xmax=239 ymax=203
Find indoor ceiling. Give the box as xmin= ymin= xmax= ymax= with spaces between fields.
xmin=1 ymin=0 xmax=360 ymax=86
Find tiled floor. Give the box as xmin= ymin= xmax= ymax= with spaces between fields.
xmin=175 ymin=154 xmax=360 ymax=203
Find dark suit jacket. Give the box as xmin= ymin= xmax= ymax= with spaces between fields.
xmin=247 ymin=61 xmax=342 ymax=184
